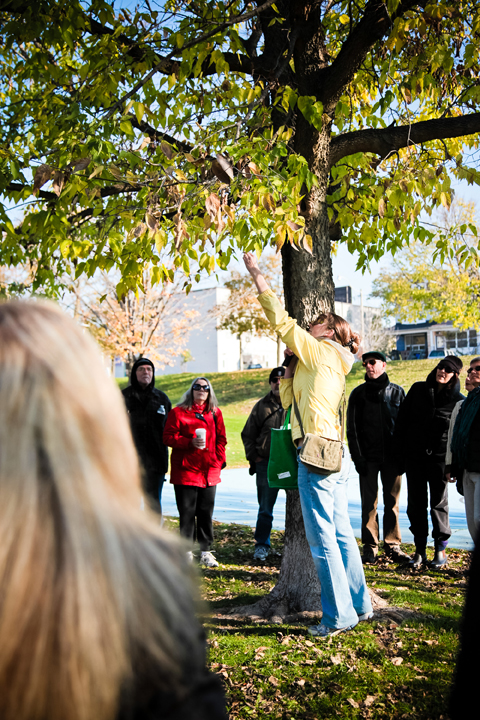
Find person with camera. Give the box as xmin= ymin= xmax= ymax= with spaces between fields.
xmin=243 ymin=252 xmax=372 ymax=639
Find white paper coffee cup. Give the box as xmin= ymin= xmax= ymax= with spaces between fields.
xmin=195 ymin=428 xmax=206 ymax=448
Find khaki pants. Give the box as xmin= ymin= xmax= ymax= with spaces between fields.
xmin=359 ymin=459 xmax=402 ymax=550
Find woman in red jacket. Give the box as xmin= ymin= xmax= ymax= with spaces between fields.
xmin=163 ymin=377 xmax=227 ymax=567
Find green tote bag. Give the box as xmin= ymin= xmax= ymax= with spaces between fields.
xmin=267 ymin=407 xmax=298 ymax=489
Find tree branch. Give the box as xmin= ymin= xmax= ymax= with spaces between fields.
xmin=318 ymin=0 xmax=426 ymax=110
xmin=329 ymin=113 xmax=480 ymax=168
xmin=105 ymin=0 xmax=278 ymax=118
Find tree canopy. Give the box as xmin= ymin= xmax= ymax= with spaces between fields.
xmin=2 ymin=0 xmax=480 ymax=298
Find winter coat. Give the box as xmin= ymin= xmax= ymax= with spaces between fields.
xmin=241 ymin=391 xmax=285 ymax=463
xmin=346 ymin=375 xmax=405 ymax=472
xmin=163 ymin=404 xmax=227 ymax=487
xmin=122 ymin=361 xmax=171 ymax=478
xmin=393 ymin=369 xmax=464 ymax=464
xmin=257 ymin=289 xmax=355 ymax=443
xmin=446 ymin=397 xmax=480 ymax=476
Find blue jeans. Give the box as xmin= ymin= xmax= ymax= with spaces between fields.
xmin=254 ymin=460 xmax=279 ymax=548
xmin=297 ymin=450 xmax=372 ymax=629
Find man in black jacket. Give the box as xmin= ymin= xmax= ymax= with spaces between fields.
xmin=347 ymin=351 xmax=408 ymax=564
xmin=123 ymin=358 xmax=171 ymax=514
xmin=241 ymin=367 xmax=285 ymax=562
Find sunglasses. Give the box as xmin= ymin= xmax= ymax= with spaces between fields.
xmin=437 ymin=364 xmax=454 ymax=372
xmin=467 ymin=366 xmax=480 ymax=375
xmin=362 ymin=359 xmax=378 ymax=367
xmin=271 ymin=377 xmax=282 ymax=383
xmin=192 ymin=383 xmax=210 ymax=391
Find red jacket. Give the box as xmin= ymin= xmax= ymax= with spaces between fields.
xmin=163 ymin=404 xmax=227 ymax=487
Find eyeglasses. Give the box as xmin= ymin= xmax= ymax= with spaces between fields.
xmin=271 ymin=377 xmax=282 ymax=383
xmin=192 ymin=383 xmax=210 ymax=391
xmin=467 ymin=366 xmax=480 ymax=375
xmin=362 ymin=359 xmax=378 ymax=367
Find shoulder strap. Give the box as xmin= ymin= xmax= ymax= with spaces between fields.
xmin=293 ymin=383 xmax=346 ymax=442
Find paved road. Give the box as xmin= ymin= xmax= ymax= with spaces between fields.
xmin=161 ymin=463 xmax=473 ymax=551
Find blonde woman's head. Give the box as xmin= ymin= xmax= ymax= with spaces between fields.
xmin=0 ymin=300 xmax=201 ymax=720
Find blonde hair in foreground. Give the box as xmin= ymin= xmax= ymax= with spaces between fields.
xmin=0 ymin=300 xmax=200 ymax=720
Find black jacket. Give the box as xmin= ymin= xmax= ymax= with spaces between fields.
xmin=346 ymin=374 xmax=405 ymax=472
xmin=393 ymin=369 xmax=464 ymax=464
xmin=122 ymin=360 xmax=171 ymax=481
xmin=241 ymin=391 xmax=285 ymax=464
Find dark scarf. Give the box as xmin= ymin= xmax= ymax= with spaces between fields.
xmin=451 ymin=387 xmax=480 ymax=467
xmin=365 ymin=372 xmax=389 ymax=402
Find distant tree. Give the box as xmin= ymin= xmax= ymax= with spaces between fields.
xmin=372 ymin=201 xmax=480 ymax=329
xmin=360 ymin=314 xmax=397 ymax=356
xmin=214 ymin=255 xmax=284 ymax=369
xmin=70 ymin=270 xmax=199 ymax=374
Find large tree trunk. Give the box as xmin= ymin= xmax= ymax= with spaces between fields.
xmin=230 ymin=4 xmax=380 ymax=622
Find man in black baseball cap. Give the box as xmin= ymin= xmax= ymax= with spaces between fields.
xmin=241 ymin=367 xmax=285 ymax=562
xmin=347 ymin=350 xmax=409 ymax=564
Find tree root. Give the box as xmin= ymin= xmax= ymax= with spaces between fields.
xmin=212 ymin=588 xmax=405 ymax=625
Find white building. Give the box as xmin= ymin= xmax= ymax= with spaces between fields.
xmin=157 ymin=287 xmax=282 ymax=375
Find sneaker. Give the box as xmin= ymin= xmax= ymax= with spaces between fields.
xmin=384 ymin=544 xmax=411 ymax=563
xmin=253 ymin=545 xmax=269 ymax=562
xmin=308 ymin=622 xmax=356 ymax=638
xmin=358 ymin=611 xmax=374 ymax=622
xmin=186 ymin=551 xmax=194 ymax=563
xmin=199 ymin=551 xmax=219 ymax=568
xmin=362 ymin=546 xmax=377 ymax=564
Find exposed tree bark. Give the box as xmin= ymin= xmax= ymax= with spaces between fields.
xmin=329 ymin=113 xmax=480 ymax=168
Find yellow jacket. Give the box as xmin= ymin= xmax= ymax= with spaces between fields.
xmin=258 ymin=289 xmax=355 ymax=443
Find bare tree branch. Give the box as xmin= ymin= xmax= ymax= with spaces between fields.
xmin=329 ymin=113 xmax=480 ymax=167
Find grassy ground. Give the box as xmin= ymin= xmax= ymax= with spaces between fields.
xmin=164 ymin=516 xmax=467 ymax=720
xmin=119 ymin=356 xmax=476 ymax=468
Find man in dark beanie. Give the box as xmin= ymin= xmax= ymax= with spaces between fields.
xmin=241 ymin=367 xmax=285 ymax=562
xmin=123 ymin=358 xmax=171 ymax=514
xmin=347 ymin=350 xmax=408 ymax=564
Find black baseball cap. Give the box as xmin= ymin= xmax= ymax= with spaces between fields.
xmin=362 ymin=351 xmax=387 ymax=363
xmin=269 ymin=367 xmax=285 ymax=383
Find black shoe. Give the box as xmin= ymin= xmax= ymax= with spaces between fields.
xmin=409 ymin=552 xmax=427 ymax=568
xmin=429 ymin=550 xmax=448 ymax=568
xmin=362 ymin=547 xmax=377 ymax=564
xmin=384 ymin=545 xmax=412 ymax=563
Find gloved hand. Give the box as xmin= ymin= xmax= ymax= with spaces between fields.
xmin=354 ymin=459 xmax=368 ymax=477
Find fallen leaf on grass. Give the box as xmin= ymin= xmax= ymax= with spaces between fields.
xmin=268 ymin=676 xmax=279 ymax=686
xmin=255 ymin=646 xmax=268 ymax=659
xmin=304 ymin=640 xmax=314 ymax=647
xmin=347 ymin=698 xmax=359 ymax=708
xmin=297 ymin=679 xmax=305 ymax=687
xmin=330 ymin=655 xmax=342 ymax=665
xmin=391 ymin=657 xmax=403 ymax=666
xmin=364 ymin=695 xmax=376 ymax=707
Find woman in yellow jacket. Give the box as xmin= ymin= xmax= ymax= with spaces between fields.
xmin=244 ymin=253 xmax=372 ymax=638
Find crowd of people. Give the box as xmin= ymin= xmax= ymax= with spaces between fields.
xmin=0 ymin=254 xmax=477 ymax=717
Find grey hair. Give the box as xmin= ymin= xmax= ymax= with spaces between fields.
xmin=177 ymin=376 xmax=219 ymax=412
